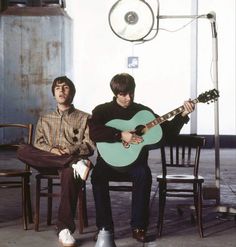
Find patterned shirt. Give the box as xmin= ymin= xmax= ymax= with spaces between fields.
xmin=34 ymin=105 xmax=95 ymax=156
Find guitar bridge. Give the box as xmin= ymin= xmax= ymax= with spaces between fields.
xmin=122 ymin=141 xmax=130 ymax=148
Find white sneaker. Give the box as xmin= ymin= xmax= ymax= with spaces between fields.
xmin=72 ymin=159 xmax=92 ymax=181
xmin=59 ymin=229 xmax=76 ymax=247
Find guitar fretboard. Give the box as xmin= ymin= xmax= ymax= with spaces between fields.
xmin=146 ymin=98 xmax=199 ymax=129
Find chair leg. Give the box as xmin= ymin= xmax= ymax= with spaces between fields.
xmin=82 ymin=183 xmax=88 ymax=227
xmin=192 ymin=183 xmax=198 ymax=224
xmin=197 ymin=183 xmax=204 ymax=238
xmin=78 ymin=188 xmax=84 ymax=234
xmin=26 ymin=175 xmax=33 ymax=224
xmin=177 ymin=206 xmax=184 ymax=216
xmin=34 ymin=176 xmax=40 ymax=231
xmin=22 ymin=177 xmax=28 ymax=230
xmin=193 ymin=183 xmax=204 ymax=238
xmin=157 ymin=182 xmax=166 ymax=237
xmin=77 ymin=182 xmax=89 ymax=234
xmin=47 ymin=178 xmax=53 ymax=225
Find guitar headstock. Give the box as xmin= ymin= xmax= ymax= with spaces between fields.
xmin=197 ymin=89 xmax=219 ymax=103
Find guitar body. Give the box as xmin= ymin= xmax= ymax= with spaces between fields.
xmin=97 ymin=110 xmax=163 ymax=167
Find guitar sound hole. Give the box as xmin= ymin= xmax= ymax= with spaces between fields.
xmin=135 ymin=125 xmax=146 ymax=136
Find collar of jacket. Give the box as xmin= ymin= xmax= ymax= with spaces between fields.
xmin=56 ymin=104 xmax=75 ymax=116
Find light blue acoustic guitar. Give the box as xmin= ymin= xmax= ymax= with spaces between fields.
xmin=97 ymin=89 xmax=219 ymax=168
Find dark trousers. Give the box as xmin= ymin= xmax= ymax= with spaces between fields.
xmin=91 ymin=155 xmax=152 ymax=230
xmin=17 ymin=144 xmax=82 ymax=233
xmin=57 ymin=167 xmax=82 ymax=233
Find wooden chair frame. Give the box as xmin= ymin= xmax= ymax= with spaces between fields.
xmin=34 ymin=170 xmax=88 ymax=234
xmin=157 ymin=135 xmax=205 ymax=238
xmin=0 ymin=123 xmax=33 ymax=230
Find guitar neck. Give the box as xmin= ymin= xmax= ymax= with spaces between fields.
xmin=146 ymin=98 xmax=199 ymax=129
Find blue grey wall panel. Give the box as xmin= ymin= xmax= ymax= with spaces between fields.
xmin=0 ymin=7 xmax=72 ymax=142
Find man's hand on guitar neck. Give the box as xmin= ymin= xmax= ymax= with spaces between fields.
xmin=181 ymin=100 xmax=195 ymax=117
xmin=121 ymin=131 xmax=143 ymax=147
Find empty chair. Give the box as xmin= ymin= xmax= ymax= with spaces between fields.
xmin=156 ymin=135 xmax=205 ymax=238
xmin=0 ymin=123 xmax=33 ymax=230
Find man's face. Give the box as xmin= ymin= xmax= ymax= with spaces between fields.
xmin=116 ymin=92 xmax=134 ymax=108
xmin=54 ymin=82 xmax=71 ymax=105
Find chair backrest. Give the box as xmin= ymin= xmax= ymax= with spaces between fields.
xmin=160 ymin=135 xmax=206 ymax=177
xmin=0 ymin=123 xmax=33 ymax=170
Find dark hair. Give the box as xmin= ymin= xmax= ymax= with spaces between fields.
xmin=51 ymin=76 xmax=76 ymax=103
xmin=110 ymin=73 xmax=136 ymax=96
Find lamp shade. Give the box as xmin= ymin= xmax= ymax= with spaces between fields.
xmin=108 ymin=0 xmax=155 ymax=41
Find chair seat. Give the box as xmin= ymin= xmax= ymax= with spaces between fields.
xmin=157 ymin=174 xmax=204 ymax=183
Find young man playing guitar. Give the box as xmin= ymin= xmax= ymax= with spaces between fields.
xmin=88 ymin=73 xmax=195 ymax=243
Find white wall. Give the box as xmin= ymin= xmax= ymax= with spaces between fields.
xmin=65 ymin=0 xmax=235 ymax=136
xmin=197 ymin=0 xmax=236 ymax=135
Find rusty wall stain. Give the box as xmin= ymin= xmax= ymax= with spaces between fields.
xmin=20 ymin=74 xmax=28 ymax=88
xmin=46 ymin=41 xmax=61 ymax=60
xmin=10 ymin=19 xmax=30 ymax=32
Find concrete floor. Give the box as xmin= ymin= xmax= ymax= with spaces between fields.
xmin=0 ymin=148 xmax=235 ymax=247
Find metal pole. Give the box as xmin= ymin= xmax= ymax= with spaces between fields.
xmin=158 ymin=12 xmax=221 ymax=203
xmin=207 ymin=12 xmax=221 ymax=205
xmin=190 ymin=0 xmax=199 ymax=135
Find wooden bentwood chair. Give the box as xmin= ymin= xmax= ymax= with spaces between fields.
xmin=0 ymin=123 xmax=33 ymax=230
xmin=157 ymin=135 xmax=206 ymax=238
xmin=34 ymin=162 xmax=90 ymax=234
